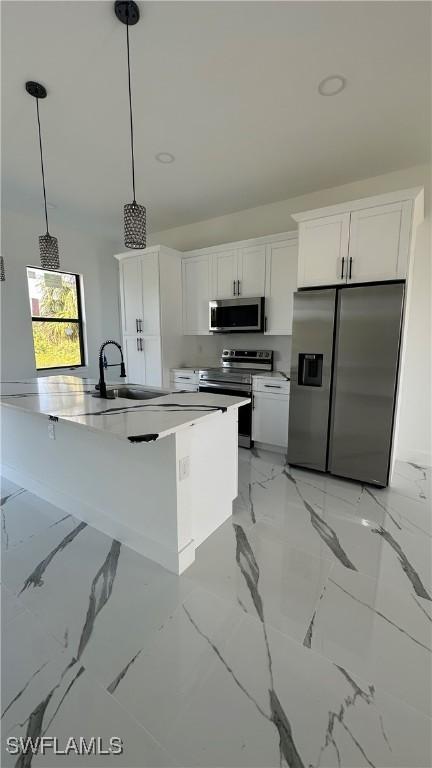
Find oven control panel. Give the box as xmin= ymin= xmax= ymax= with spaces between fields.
xmin=221 ymin=349 xmax=273 ymax=369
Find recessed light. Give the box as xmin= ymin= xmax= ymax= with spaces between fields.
xmin=318 ymin=75 xmax=346 ymax=96
xmin=155 ymin=152 xmax=175 ymax=164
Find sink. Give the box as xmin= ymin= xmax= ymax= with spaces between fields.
xmin=115 ymin=387 xmax=166 ymax=401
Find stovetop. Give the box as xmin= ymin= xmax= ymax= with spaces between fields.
xmin=199 ymin=349 xmax=274 ymax=386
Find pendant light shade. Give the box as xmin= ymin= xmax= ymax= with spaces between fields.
xmin=26 ymin=80 xmax=60 ymax=269
xmin=115 ymin=1 xmax=147 ymax=249
xmin=0 ymin=255 xmax=5 ymax=282
xmin=39 ymin=234 xmax=60 ymax=270
xmin=124 ymin=202 xmax=146 ymax=249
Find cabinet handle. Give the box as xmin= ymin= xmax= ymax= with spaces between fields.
xmin=264 ymin=384 xmax=282 ymax=389
xmin=136 ymin=338 xmax=139 ymax=351
xmin=178 ymin=376 xmax=191 ymax=380
xmin=140 ymin=338 xmax=144 ymax=351
xmin=139 ymin=319 xmax=143 ymax=332
xmin=252 ymin=394 xmax=255 ymax=410
xmin=136 ymin=318 xmax=139 ymax=333
xmin=341 ymin=257 xmax=345 ymax=280
xmin=264 ymin=316 xmax=268 ymax=332
xmin=233 ymin=280 xmax=236 ymax=296
xmin=237 ymin=280 xmax=240 ymax=296
xmin=348 ymin=257 xmax=352 ymax=280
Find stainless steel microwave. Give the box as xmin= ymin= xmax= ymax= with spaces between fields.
xmin=209 ymin=297 xmax=265 ymax=333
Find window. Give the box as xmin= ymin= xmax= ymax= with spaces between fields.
xmin=26 ymin=267 xmax=85 ymax=370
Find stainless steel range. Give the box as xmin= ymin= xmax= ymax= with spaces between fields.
xmin=199 ymin=349 xmax=273 ymax=447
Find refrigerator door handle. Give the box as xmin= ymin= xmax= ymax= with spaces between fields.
xmin=340 ymin=257 xmax=345 ymax=280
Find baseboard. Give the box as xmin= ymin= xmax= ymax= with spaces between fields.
xmin=2 ymin=462 xmax=195 ymax=575
xmin=254 ymin=441 xmax=287 ymax=455
xmin=395 ymin=448 xmax=432 ymax=467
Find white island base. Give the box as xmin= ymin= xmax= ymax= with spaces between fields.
xmin=1 ymin=404 xmax=239 ymax=574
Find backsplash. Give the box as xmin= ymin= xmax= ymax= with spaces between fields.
xmin=179 ymin=334 xmax=292 ymax=373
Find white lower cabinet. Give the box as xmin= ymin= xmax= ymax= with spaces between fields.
xmin=124 ymin=335 xmax=162 ymax=387
xmin=170 ymin=369 xmax=199 ymax=392
xmin=123 ymin=336 xmax=145 ymax=385
xmin=143 ymin=337 xmax=163 ymax=388
xmin=252 ymin=379 xmax=290 ymax=449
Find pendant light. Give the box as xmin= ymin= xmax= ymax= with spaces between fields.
xmin=26 ymin=81 xmax=60 ymax=270
xmin=115 ymin=1 xmax=146 ymax=249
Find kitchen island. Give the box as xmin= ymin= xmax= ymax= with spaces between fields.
xmin=0 ymin=376 xmax=249 ymax=573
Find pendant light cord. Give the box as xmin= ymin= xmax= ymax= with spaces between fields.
xmin=126 ymin=14 xmax=136 ymax=203
xmin=35 ymin=97 xmax=49 ymax=234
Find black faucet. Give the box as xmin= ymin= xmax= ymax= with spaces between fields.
xmin=94 ymin=340 xmax=126 ymax=399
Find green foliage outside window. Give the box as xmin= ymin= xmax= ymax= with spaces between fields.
xmin=27 ymin=268 xmax=84 ymax=369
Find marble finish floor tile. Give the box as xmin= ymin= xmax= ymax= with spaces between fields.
xmin=1 ymin=482 xmax=74 ymax=553
xmin=187 ymin=517 xmax=333 ymax=643
xmin=1 ymin=452 xmax=431 ymax=768
xmin=2 ymin=623 xmax=176 ymax=768
xmin=107 ymin=586 xmax=431 ymax=768
xmin=303 ymin=563 xmax=432 ymax=716
xmin=1 ymin=585 xmax=26 ymax=626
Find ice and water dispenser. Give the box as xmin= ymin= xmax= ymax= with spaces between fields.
xmin=298 ymin=354 xmax=323 ymax=387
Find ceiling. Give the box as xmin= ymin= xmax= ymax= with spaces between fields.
xmin=2 ymin=1 xmax=430 ymax=235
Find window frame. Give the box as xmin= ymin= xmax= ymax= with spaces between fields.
xmin=26 ymin=266 xmax=86 ymax=371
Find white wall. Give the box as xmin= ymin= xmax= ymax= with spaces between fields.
xmin=151 ymin=164 xmax=431 ymax=466
xmin=1 ymin=209 xmax=122 ymax=380
xmin=178 ymin=334 xmax=291 ymax=374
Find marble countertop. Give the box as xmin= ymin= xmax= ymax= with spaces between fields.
xmin=0 ymin=376 xmax=250 ymax=444
xmin=252 ymin=371 xmax=290 ymax=380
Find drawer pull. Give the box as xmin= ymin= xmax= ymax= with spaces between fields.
xmin=264 ymin=384 xmax=282 ymax=389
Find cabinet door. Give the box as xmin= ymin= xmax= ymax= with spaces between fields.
xmin=237 ymin=245 xmax=266 ymax=297
xmin=141 ymin=253 xmax=160 ymax=335
xmin=297 ymin=213 xmax=350 ymax=288
xmin=252 ymin=392 xmax=289 ymax=448
xmin=347 ymin=202 xmax=412 ymax=283
xmin=143 ymin=336 xmax=162 ymax=388
xmin=265 ymin=240 xmax=298 ymax=334
xmin=120 ymin=257 xmax=143 ymax=335
xmin=212 ymin=249 xmax=238 ymax=298
xmin=124 ymin=336 xmax=145 ymax=385
xmin=182 ymin=255 xmax=211 ymax=335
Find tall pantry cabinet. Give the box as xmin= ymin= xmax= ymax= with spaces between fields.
xmin=115 ymin=245 xmax=184 ymax=388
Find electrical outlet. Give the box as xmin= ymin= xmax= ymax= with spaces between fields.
xmin=178 ymin=456 xmax=190 ymax=481
xmin=48 ymin=422 xmax=56 ymax=440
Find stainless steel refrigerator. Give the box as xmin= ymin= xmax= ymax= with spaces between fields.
xmin=287 ymin=282 xmax=405 ymax=487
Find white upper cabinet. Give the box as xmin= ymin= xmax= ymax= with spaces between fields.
xmin=265 ymin=239 xmax=298 ymax=334
xmin=347 ymin=202 xmax=412 ymax=283
xmin=182 ymin=234 xmax=297 ymax=336
xmin=212 ymin=246 xmax=266 ymax=298
xmin=293 ymin=188 xmax=423 ymax=289
xmin=297 ymin=213 xmax=350 ymax=288
xmin=212 ymin=249 xmax=238 ymax=298
xmin=182 ymin=254 xmax=211 ymax=335
xmin=237 ymin=245 xmax=266 ymax=297
xmin=120 ymin=256 xmax=143 ymax=334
